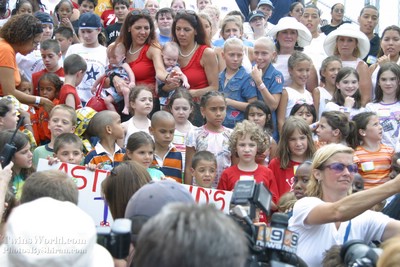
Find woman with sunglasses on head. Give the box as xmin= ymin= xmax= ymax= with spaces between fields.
xmin=164 ymin=10 xmax=218 ymax=126
xmin=320 ymin=3 xmax=350 ymax=35
xmin=113 ymin=9 xmax=169 ymax=115
xmin=289 ymin=143 xmax=400 ymax=267
xmin=0 ymin=14 xmax=54 ymax=113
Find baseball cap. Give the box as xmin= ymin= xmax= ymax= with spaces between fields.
xmin=257 ymin=0 xmax=274 ymax=9
xmin=79 ymin=12 xmax=102 ymax=29
xmin=249 ymin=10 xmax=265 ymax=22
xmin=0 ymin=197 xmax=114 ymax=267
xmin=34 ymin=11 xmax=54 ymax=25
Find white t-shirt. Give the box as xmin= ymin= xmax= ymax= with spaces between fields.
xmin=317 ymin=86 xmax=333 ymax=119
xmin=289 ymin=197 xmax=392 ymax=267
xmin=284 ymin=86 xmax=313 ymax=118
xmin=303 ymin=33 xmax=327 ymax=82
xmin=65 ymin=44 xmax=108 ymax=103
xmin=273 ymin=54 xmax=291 ymax=87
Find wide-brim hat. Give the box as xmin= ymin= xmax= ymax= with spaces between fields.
xmin=323 ymin=23 xmax=370 ymax=59
xmin=267 ymin=17 xmax=312 ymax=47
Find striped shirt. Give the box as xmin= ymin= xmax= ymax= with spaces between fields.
xmin=84 ymin=142 xmax=125 ymax=171
xmin=152 ymin=145 xmax=183 ymax=183
xmin=354 ymin=144 xmax=394 ymax=189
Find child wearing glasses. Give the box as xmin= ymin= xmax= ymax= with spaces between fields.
xmin=349 ymin=111 xmax=394 ymax=189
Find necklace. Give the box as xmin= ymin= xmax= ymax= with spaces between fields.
xmin=129 ymin=45 xmax=144 ymax=55
xmin=179 ymin=42 xmax=198 ymax=58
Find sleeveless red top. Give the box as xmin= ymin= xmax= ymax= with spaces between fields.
xmin=128 ymin=44 xmax=156 ymax=94
xmin=181 ymin=45 xmax=209 ymax=90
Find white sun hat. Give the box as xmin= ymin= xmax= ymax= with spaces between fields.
xmin=323 ymin=23 xmax=370 ymax=59
xmin=267 ymin=16 xmax=312 ymax=47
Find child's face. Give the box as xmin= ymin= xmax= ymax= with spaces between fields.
xmin=55 ymin=143 xmax=84 ymax=165
xmin=293 ymin=105 xmax=313 ymax=125
xmin=79 ymin=28 xmax=100 ymax=47
xmin=247 ymin=106 xmax=267 ymax=129
xmin=79 ymin=0 xmax=95 ymax=14
xmin=57 ymin=2 xmax=73 ymax=19
xmin=48 ymin=109 xmax=76 ymax=138
xmin=17 ymin=2 xmax=32 ymax=15
xmin=316 ymin=116 xmax=336 ymax=143
xmin=362 ymin=115 xmax=382 ymax=142
xmin=352 ymin=173 xmax=364 ymax=193
xmin=126 ymin=143 xmax=154 ymax=168
xmin=0 ymin=105 xmax=18 ymax=130
xmin=253 ymin=42 xmax=275 ymax=70
xmin=200 ymin=96 xmax=226 ymax=130
xmin=293 ymin=164 xmax=311 ymax=199
xmin=170 ymin=97 xmax=192 ymax=124
xmin=41 ymin=49 xmax=61 ymax=72
xmin=17 ymin=81 xmax=33 ymax=95
xmin=114 ymin=3 xmax=129 ymax=22
xmin=41 ymin=24 xmax=54 ymax=41
xmin=191 ymin=160 xmax=216 ymax=188
xmin=150 ymin=119 xmax=175 ymax=150
xmin=288 ymin=129 xmax=308 ymax=160
xmin=321 ymin=60 xmax=341 ymax=86
xmin=12 ymin=143 xmax=32 ymax=169
xmin=289 ymin=60 xmax=311 ymax=87
xmin=109 ymin=46 xmax=126 ymax=65
xmin=109 ymin=113 xmax=125 ymax=140
xmin=378 ymin=70 xmax=399 ymax=97
xmin=300 ymin=7 xmax=320 ymax=33
xmin=39 ymin=79 xmax=57 ymax=101
xmin=222 ymin=21 xmax=241 ymax=39
xmin=236 ymin=134 xmax=258 ymax=164
xmin=222 ymin=44 xmax=243 ymax=71
xmin=131 ymin=90 xmax=153 ymax=116
xmin=336 ymin=73 xmax=359 ymax=98
xmin=55 ymin=33 xmax=72 ymax=54
xmin=162 ymin=48 xmax=179 ymax=69
xmin=389 ymin=157 xmax=400 ymax=180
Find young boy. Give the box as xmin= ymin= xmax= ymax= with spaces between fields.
xmin=190 ymin=151 xmax=217 ymax=188
xmin=250 ymin=36 xmax=283 ymax=141
xmin=60 ymin=54 xmax=87 ymax=109
xmin=84 ymin=110 xmax=125 ymax=171
xmin=66 ymin=12 xmax=108 ymax=105
xmin=32 ymin=104 xmax=77 ymax=168
xmin=72 ymin=0 xmax=97 ymax=35
xmin=53 ymin=132 xmax=84 ymax=165
xmin=150 ymin=111 xmax=183 ymax=183
xmin=31 ymin=39 xmax=64 ymax=96
xmin=105 ymin=0 xmax=130 ymax=46
xmin=219 ymin=38 xmax=257 ymax=129
xmin=54 ymin=27 xmax=74 ymax=62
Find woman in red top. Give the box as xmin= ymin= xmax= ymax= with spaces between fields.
xmin=113 ymin=9 xmax=168 ymax=114
xmin=167 ymin=11 xmax=218 ymax=126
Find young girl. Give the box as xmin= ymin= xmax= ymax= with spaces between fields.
xmin=325 ymin=67 xmax=365 ymax=118
xmin=0 ymin=98 xmax=18 ymax=131
xmin=277 ymin=51 xmax=314 ymax=133
xmin=217 ymin=120 xmax=279 ymax=206
xmin=316 ymin=110 xmax=351 ymax=146
xmin=349 ymin=111 xmax=394 ymax=189
xmin=219 ymin=38 xmax=257 ymax=129
xmin=125 ymin=131 xmax=164 ymax=181
xmin=268 ymin=116 xmax=316 ymax=199
xmin=37 ymin=73 xmax=62 ymax=144
xmin=0 ymin=130 xmax=34 ymax=200
xmin=312 ymin=56 xmax=342 ymax=119
xmin=54 ymin=0 xmax=79 ymax=44
xmin=11 ymin=0 xmax=33 ymax=15
xmin=167 ymin=88 xmax=196 ymax=170
xmin=244 ymin=100 xmax=276 ymax=164
xmin=122 ymin=86 xmax=153 ymax=146
xmin=289 ymin=101 xmax=317 ymax=126
xmin=366 ymin=63 xmax=400 ymax=150
xmin=184 ymin=91 xmax=233 ymax=187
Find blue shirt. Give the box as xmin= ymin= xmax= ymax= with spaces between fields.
xmin=158 ymin=33 xmax=172 ymax=46
xmin=257 ymin=63 xmax=284 ymax=142
xmin=213 ymin=38 xmax=254 ymax=48
xmin=219 ymin=66 xmax=257 ymax=129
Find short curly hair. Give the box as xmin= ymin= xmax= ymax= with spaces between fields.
xmin=0 ymin=14 xmax=43 ymax=44
xmin=229 ymin=120 xmax=269 ymax=156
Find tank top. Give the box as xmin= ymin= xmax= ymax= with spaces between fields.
xmin=128 ymin=44 xmax=156 ymax=94
xmin=181 ymin=45 xmax=209 ymax=91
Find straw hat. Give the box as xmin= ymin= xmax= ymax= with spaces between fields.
xmin=267 ymin=17 xmax=312 ymax=47
xmin=323 ymin=23 xmax=370 ymax=59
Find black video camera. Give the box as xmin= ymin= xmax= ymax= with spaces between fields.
xmin=341 ymin=240 xmax=382 ymax=267
xmin=230 ymin=180 xmax=306 ymax=267
xmin=0 ymin=117 xmax=24 ymax=168
xmin=97 ymin=218 xmax=132 ymax=259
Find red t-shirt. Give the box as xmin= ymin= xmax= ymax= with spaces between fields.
xmin=217 ymin=164 xmax=279 ymax=205
xmin=59 ymin=84 xmax=82 ymax=109
xmin=128 ymin=44 xmax=156 ymax=94
xmin=268 ymin=158 xmax=301 ymax=199
xmin=101 ymin=9 xmax=116 ymax=27
xmin=32 ymin=67 xmax=65 ymax=96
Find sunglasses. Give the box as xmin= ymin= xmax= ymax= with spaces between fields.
xmin=322 ymin=162 xmax=358 ymax=174
xmin=334 ymin=8 xmax=344 ymax=13
xmin=131 ymin=9 xmax=150 ymax=16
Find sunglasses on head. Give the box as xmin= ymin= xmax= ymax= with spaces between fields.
xmin=176 ymin=10 xmax=196 ymax=15
xmin=131 ymin=9 xmax=150 ymax=16
xmin=322 ymin=162 xmax=358 ymax=174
